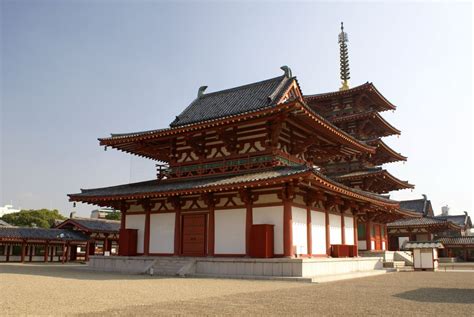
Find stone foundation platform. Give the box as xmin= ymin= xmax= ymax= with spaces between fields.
xmin=88 ymin=255 xmax=384 ymax=278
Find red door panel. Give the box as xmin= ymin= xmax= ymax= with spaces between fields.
xmin=182 ymin=214 xmax=206 ymax=256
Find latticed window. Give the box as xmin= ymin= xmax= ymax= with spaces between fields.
xmin=371 ymin=225 xmax=376 ymax=237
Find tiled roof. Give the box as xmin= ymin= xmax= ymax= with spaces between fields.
xmin=70 ymin=165 xmax=310 ymax=199
xmin=399 ymin=196 xmax=433 ymax=216
xmin=170 ymin=75 xmax=292 ymax=127
xmin=403 ymin=241 xmax=444 ymax=249
xmin=56 ymin=218 xmax=120 ymax=233
xmin=0 ymin=227 xmax=89 ymax=242
xmin=434 ymin=214 xmax=470 ymax=227
xmin=69 ymin=165 xmax=400 ymax=209
xmin=388 ymin=217 xmax=451 ymax=227
xmin=437 ymin=236 xmax=474 ymax=246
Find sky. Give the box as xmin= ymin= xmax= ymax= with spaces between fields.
xmin=1 ymin=1 xmax=472 ymax=218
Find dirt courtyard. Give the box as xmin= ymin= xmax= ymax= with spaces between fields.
xmin=1 ymin=263 xmax=473 ymax=316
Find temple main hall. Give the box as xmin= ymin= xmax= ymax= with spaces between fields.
xmin=69 ymin=25 xmax=418 ymax=273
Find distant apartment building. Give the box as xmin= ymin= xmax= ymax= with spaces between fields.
xmin=90 ymin=208 xmax=119 ymax=219
xmin=0 ymin=205 xmax=20 ymax=217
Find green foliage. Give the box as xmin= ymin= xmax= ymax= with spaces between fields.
xmin=0 ymin=209 xmax=66 ymax=228
xmin=105 ymin=211 xmax=121 ymax=221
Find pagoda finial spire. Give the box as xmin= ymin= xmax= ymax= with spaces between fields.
xmin=338 ymin=22 xmax=350 ymax=91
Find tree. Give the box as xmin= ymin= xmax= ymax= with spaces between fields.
xmin=0 ymin=209 xmax=66 ymax=228
xmin=105 ymin=211 xmax=121 ymax=221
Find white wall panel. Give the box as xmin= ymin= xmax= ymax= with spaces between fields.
xmin=149 ymin=213 xmax=175 ymax=254
xmin=344 ymin=215 xmax=354 ymax=245
xmin=329 ymin=214 xmax=342 ymax=245
xmin=311 ymin=210 xmax=326 ymax=255
xmin=292 ymin=207 xmax=307 ymax=255
xmin=253 ymin=206 xmax=283 ymax=255
xmin=215 ymin=209 xmax=246 ymax=254
xmin=358 ymin=240 xmax=367 ymax=250
xmin=125 ymin=214 xmax=145 ymax=253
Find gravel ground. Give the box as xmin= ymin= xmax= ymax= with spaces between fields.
xmin=1 ymin=263 xmax=473 ymax=316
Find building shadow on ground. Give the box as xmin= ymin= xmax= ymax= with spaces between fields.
xmin=394 ymin=288 xmax=474 ymax=304
xmin=0 ymin=263 xmax=173 ymax=281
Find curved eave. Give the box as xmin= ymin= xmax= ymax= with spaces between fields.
xmin=335 ymin=169 xmax=414 ymax=191
xmin=304 ymin=82 xmax=396 ymax=111
xmin=397 ymin=208 xmax=423 ymax=218
xmin=331 ymin=111 xmax=401 ymax=137
xmin=99 ymin=98 xmax=376 ymax=159
xmin=367 ymin=139 xmax=407 ymax=163
xmin=69 ymin=170 xmax=399 ymax=209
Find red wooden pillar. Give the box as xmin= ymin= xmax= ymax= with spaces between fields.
xmin=306 ymin=204 xmax=312 ymax=256
xmin=202 ymin=193 xmax=217 ymax=257
xmin=239 ymin=189 xmax=255 ymax=257
xmin=169 ymin=197 xmax=182 ymax=256
xmin=341 ymin=212 xmax=346 ymax=245
xmin=103 ymin=234 xmax=109 ymax=255
xmin=85 ymin=242 xmax=90 ymax=261
xmin=21 ymin=242 xmax=26 ymax=263
xmin=6 ymin=245 xmax=10 ymax=262
xmin=283 ymin=199 xmax=293 ymax=257
xmin=353 ymin=215 xmax=358 ymax=257
xmin=208 ymin=206 xmax=215 ymax=256
xmin=50 ymin=246 xmax=54 ymax=262
xmin=325 ymin=209 xmax=331 ymax=256
xmin=245 ymin=203 xmax=253 ymax=256
xmin=120 ymin=210 xmax=126 ymax=231
xmin=143 ymin=201 xmax=151 ymax=256
xmin=28 ymin=245 xmax=33 ymax=262
xmin=44 ymin=243 xmax=49 ymax=262
xmin=62 ymin=243 xmax=66 ymax=264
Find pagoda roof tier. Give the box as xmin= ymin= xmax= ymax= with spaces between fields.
xmin=388 ymin=217 xmax=463 ymax=232
xmin=329 ymin=168 xmax=414 ymax=194
xmin=365 ymin=139 xmax=407 ymax=164
xmin=304 ymin=82 xmax=396 ymax=113
xmin=99 ymin=99 xmax=376 ymax=162
xmin=69 ymin=165 xmax=404 ymax=211
xmin=330 ymin=111 xmax=401 ymax=138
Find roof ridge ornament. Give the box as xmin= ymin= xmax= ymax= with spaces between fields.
xmin=280 ymin=65 xmax=292 ymax=78
xmin=197 ymin=86 xmax=208 ymax=98
xmin=338 ymin=22 xmax=350 ymax=91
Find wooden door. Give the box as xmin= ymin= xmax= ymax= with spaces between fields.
xmin=375 ymin=225 xmax=382 ymax=250
xmin=182 ymin=214 xmax=206 ymax=256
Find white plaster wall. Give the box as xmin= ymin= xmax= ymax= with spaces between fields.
xmin=344 ymin=215 xmax=354 ymax=245
xmin=253 ymin=206 xmax=283 ymax=255
xmin=149 ymin=213 xmax=175 ymax=254
xmin=382 ymin=241 xmax=386 ymax=251
xmin=371 ymin=240 xmax=375 ymax=250
xmin=311 ymin=210 xmax=326 ymax=255
xmin=125 ymin=214 xmax=145 ymax=253
xmin=292 ymin=207 xmax=307 ymax=255
xmin=329 ymin=214 xmax=342 ymax=245
xmin=398 ymin=236 xmax=409 ymax=249
xmin=358 ymin=240 xmax=367 ymax=250
xmin=215 ymin=209 xmax=246 ymax=254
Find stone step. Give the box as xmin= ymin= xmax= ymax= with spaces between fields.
xmin=150 ymin=259 xmax=194 ymax=276
xmin=397 ymin=266 xmax=414 ymax=272
xmin=383 ymin=261 xmax=405 ymax=268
